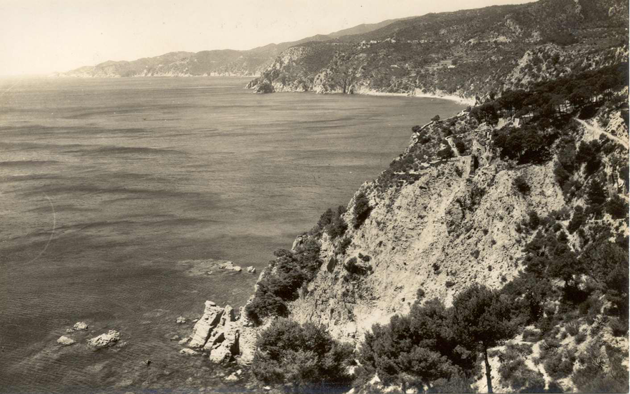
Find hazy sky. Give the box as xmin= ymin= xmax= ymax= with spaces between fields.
xmin=0 ymin=0 xmax=535 ymax=76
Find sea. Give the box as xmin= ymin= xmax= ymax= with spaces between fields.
xmin=0 ymin=76 xmax=465 ymax=392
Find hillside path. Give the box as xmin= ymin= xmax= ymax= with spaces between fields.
xmin=577 ymin=118 xmax=628 ymax=149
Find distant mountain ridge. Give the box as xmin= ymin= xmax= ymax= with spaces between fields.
xmin=248 ymin=0 xmax=629 ymax=101
xmin=55 ymin=19 xmax=400 ymax=78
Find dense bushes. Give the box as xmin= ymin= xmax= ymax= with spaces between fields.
xmin=246 ymin=239 xmax=322 ymax=324
xmin=252 ymin=319 xmax=354 ymax=392
xmin=317 ymin=205 xmax=347 ymax=239
xmin=357 ymin=299 xmax=476 ymax=392
xmin=358 ymin=284 xmax=515 ymax=393
xmin=572 ymin=344 xmax=629 ymax=393
xmin=492 ymin=125 xmax=555 ymax=164
xmin=353 ymin=192 xmax=372 ymax=229
xmin=492 ymin=62 xmax=628 ymax=122
xmin=514 ymin=175 xmax=531 ymax=195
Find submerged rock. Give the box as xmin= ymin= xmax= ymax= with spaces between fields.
xmin=218 ymin=261 xmax=242 ymax=272
xmin=87 ymin=330 xmax=120 ymax=349
xmin=73 ymin=322 xmax=88 ymax=331
xmin=57 ymin=336 xmax=75 ymax=346
xmin=176 ymin=316 xmax=187 ymax=324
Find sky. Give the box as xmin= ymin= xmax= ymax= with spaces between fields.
xmin=0 ymin=0 xmax=536 ymax=76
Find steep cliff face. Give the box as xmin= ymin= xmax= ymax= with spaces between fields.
xmin=288 ymin=115 xmax=570 ymax=344
xmin=248 ymin=0 xmax=628 ymax=101
xmin=235 ymin=69 xmax=629 ymax=389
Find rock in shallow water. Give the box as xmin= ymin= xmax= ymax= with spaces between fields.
xmin=87 ymin=330 xmax=120 ymax=349
xmin=176 ymin=316 xmax=186 ymax=324
xmin=188 ymin=301 xmax=224 ymax=349
xmin=179 ymin=348 xmax=199 ymax=356
xmin=57 ymin=336 xmax=75 ymax=346
xmin=73 ymin=322 xmax=88 ymax=331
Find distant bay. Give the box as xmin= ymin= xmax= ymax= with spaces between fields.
xmin=0 ymin=76 xmax=464 ymax=391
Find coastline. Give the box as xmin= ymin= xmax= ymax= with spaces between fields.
xmin=352 ymin=86 xmax=475 ymax=105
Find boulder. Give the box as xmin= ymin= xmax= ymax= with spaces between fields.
xmin=170 ymin=335 xmax=180 ymax=341
xmin=178 ymin=337 xmax=190 ymax=345
xmin=73 ymin=322 xmax=88 ymax=331
xmin=225 ymin=373 xmax=239 ymax=382
xmin=207 ymin=308 xmax=240 ymax=364
xmin=246 ymin=266 xmax=256 ymax=274
xmin=209 ymin=346 xmax=233 ymax=364
xmin=203 ymin=306 xmax=235 ymax=352
xmin=87 ymin=330 xmax=120 ymax=349
xmin=218 ymin=261 xmax=242 ymax=272
xmin=188 ymin=301 xmax=224 ymax=348
xmin=179 ymin=348 xmax=199 ymax=356
xmin=57 ymin=336 xmax=75 ymax=346
xmin=176 ymin=316 xmax=186 ymax=324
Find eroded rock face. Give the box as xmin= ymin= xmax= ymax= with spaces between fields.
xmin=88 ymin=330 xmax=120 ymax=349
xmin=183 ymin=302 xmax=258 ymax=365
xmin=187 ymin=301 xmax=224 ymax=349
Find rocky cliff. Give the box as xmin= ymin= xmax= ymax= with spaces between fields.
xmin=248 ymin=0 xmax=628 ymax=101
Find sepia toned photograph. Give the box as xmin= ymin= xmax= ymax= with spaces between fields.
xmin=0 ymin=0 xmax=628 ymax=392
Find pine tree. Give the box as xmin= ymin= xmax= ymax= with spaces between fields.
xmin=451 ymin=285 xmax=515 ymax=393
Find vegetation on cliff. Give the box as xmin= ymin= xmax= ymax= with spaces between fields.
xmin=249 ymin=0 xmax=628 ymax=101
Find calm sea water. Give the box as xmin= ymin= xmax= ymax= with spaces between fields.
xmin=0 ymin=77 xmax=464 ymax=392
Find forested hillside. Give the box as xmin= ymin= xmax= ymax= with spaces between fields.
xmin=248 ymin=0 xmax=628 ymax=102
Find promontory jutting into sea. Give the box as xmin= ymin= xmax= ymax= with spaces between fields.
xmin=0 ymin=0 xmax=628 ymax=392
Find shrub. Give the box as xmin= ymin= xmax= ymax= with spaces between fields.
xmin=573 ymin=344 xmax=629 ymax=393
xmin=609 ymin=317 xmax=628 ymax=337
xmin=606 ymin=194 xmax=628 ymax=219
xmin=252 ymin=319 xmax=354 ymax=391
xmin=344 ymin=257 xmax=371 ymax=276
xmin=336 ymin=237 xmax=352 ymax=255
xmin=437 ymin=145 xmax=455 ymax=160
xmin=246 ymin=240 xmax=322 ymax=325
xmin=318 ymin=206 xmax=348 ymax=239
xmin=568 ymin=206 xmax=585 ymax=234
xmin=528 ymin=211 xmax=540 ymax=229
xmin=454 ymin=138 xmax=466 ymax=155
xmin=522 ymin=328 xmax=541 ymax=342
xmin=499 ymin=358 xmax=545 ymax=393
xmin=565 ymin=321 xmax=580 ymax=336
xmin=353 ymin=192 xmax=372 ymax=229
xmin=514 ymin=175 xmax=531 ymax=195
xmin=587 ymin=178 xmax=607 ymax=207
xmin=544 ymin=350 xmax=576 ymax=380
xmin=359 ymin=299 xmax=476 ymax=390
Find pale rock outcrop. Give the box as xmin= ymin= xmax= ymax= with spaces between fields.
xmin=88 ymin=330 xmax=120 ymax=349
xmin=182 ymin=302 xmax=259 ymax=365
xmin=246 ymin=266 xmax=256 ymax=274
xmin=57 ymin=336 xmax=75 ymax=346
xmin=73 ymin=322 xmax=88 ymax=331
xmin=218 ymin=261 xmax=242 ymax=272
xmin=179 ymin=348 xmax=199 ymax=356
xmin=187 ymin=301 xmax=224 ymax=349
xmin=176 ymin=316 xmax=186 ymax=324
xmin=286 ymin=116 xmax=565 ymax=345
